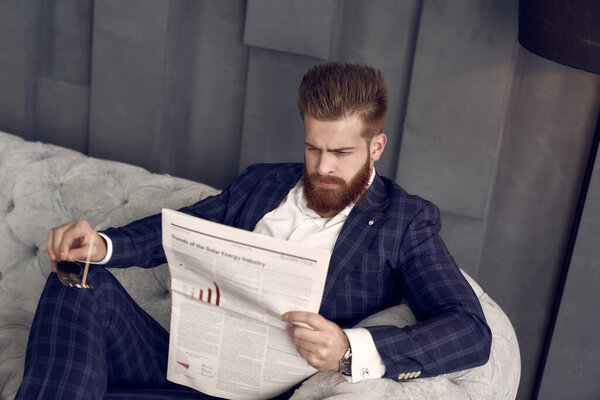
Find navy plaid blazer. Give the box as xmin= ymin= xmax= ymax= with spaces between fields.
xmin=103 ymin=163 xmax=491 ymax=380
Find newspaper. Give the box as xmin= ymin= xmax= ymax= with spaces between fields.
xmin=161 ymin=209 xmax=331 ymax=399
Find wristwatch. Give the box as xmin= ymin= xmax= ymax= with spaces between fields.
xmin=339 ymin=346 xmax=352 ymax=376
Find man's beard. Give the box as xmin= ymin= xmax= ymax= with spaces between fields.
xmin=302 ymin=157 xmax=371 ymax=217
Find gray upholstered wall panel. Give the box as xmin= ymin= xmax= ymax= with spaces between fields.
xmin=34 ymin=77 xmax=89 ymax=152
xmin=89 ymin=0 xmax=248 ymax=189
xmin=32 ymin=0 xmax=92 ymax=152
xmin=239 ymin=48 xmax=312 ymax=170
xmin=243 ymin=0 xmax=338 ymax=59
xmin=336 ymin=0 xmax=421 ymax=180
xmin=0 ymin=0 xmax=27 ymax=136
xmin=167 ymin=0 xmax=248 ymax=189
xmin=397 ymin=0 xmax=518 ymax=219
xmin=439 ymin=212 xmax=485 ymax=277
xmin=538 ymin=129 xmax=600 ymax=399
xmin=478 ymin=47 xmax=600 ymax=400
xmin=88 ymin=0 xmax=169 ymax=171
xmin=40 ymin=0 xmax=92 ymax=85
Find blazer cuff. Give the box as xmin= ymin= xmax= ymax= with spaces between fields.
xmin=342 ymin=328 xmax=386 ymax=382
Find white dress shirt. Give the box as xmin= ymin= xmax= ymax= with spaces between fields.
xmin=252 ymin=169 xmax=385 ymax=382
xmin=98 ymin=168 xmax=386 ymax=382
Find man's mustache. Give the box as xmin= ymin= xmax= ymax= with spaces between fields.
xmin=309 ymin=173 xmax=346 ymax=186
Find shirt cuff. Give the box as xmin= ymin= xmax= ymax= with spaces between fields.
xmin=91 ymin=232 xmax=112 ymax=265
xmin=342 ymin=328 xmax=386 ymax=383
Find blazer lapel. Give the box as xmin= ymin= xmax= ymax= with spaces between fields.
xmin=320 ymin=174 xmax=390 ymax=311
xmin=236 ymin=165 xmax=391 ymax=311
xmin=236 ymin=164 xmax=303 ymax=231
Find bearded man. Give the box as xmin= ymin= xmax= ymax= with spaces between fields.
xmin=18 ymin=62 xmax=491 ymax=399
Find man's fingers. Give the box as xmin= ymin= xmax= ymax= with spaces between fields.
xmin=291 ymin=335 xmax=343 ymax=371
xmin=57 ymin=223 xmax=83 ymax=260
xmin=289 ymin=334 xmax=330 ymax=358
xmin=295 ymin=347 xmax=325 ymax=370
xmin=46 ymin=230 xmax=55 ymax=261
xmin=284 ymin=311 xmax=350 ymax=371
xmin=48 ymin=221 xmax=82 ymax=271
xmin=48 ymin=222 xmax=73 ymax=263
xmin=47 ymin=220 xmax=105 ymax=265
xmin=59 ymin=223 xmax=97 ymax=261
xmin=290 ymin=337 xmax=325 ymax=368
xmin=283 ymin=311 xmax=330 ymax=331
xmin=47 ymin=230 xmax=58 ymax=272
xmin=288 ymin=325 xmax=318 ymax=345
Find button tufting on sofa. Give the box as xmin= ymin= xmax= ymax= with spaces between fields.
xmin=0 ymin=130 xmax=222 ymax=400
xmin=36 ymin=245 xmax=46 ymax=256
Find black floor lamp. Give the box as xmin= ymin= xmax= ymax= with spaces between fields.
xmin=518 ymin=0 xmax=600 ymax=398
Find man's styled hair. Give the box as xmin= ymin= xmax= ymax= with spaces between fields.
xmin=297 ymin=62 xmax=388 ymax=139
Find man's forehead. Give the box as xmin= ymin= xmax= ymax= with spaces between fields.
xmin=304 ymin=116 xmax=366 ymax=145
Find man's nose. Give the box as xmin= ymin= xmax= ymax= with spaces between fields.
xmin=316 ymin=152 xmax=335 ymax=176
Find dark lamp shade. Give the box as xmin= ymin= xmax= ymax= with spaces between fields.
xmin=518 ymin=0 xmax=600 ymax=74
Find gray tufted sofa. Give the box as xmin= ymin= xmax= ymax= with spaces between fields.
xmin=0 ymin=131 xmax=520 ymax=400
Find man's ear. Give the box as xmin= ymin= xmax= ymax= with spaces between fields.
xmin=370 ymin=132 xmax=387 ymax=162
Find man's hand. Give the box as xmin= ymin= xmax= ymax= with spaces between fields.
xmin=46 ymin=220 xmax=107 ymax=273
xmin=283 ymin=311 xmax=349 ymax=371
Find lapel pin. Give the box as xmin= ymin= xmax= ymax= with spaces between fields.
xmin=368 ymin=220 xmax=374 ymax=226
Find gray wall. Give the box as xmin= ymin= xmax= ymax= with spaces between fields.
xmin=537 ymin=112 xmax=600 ymax=400
xmin=1 ymin=1 xmax=599 ymax=399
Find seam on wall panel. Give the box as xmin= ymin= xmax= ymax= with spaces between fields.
xmin=474 ymin=36 xmax=520 ymax=280
xmin=23 ymin=0 xmax=46 ymax=141
xmin=326 ymin=0 xmax=344 ymax=61
xmin=158 ymin=0 xmax=182 ymax=175
xmin=236 ymin=17 xmax=251 ymax=179
xmin=84 ymin=0 xmax=95 ymax=155
xmin=391 ymin=0 xmax=424 ymax=182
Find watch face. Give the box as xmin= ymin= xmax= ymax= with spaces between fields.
xmin=341 ymin=349 xmax=352 ymax=375
xmin=341 ymin=359 xmax=351 ymax=375
xmin=342 ymin=360 xmax=352 ymax=375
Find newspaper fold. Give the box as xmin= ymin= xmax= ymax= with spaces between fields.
xmin=162 ymin=209 xmax=331 ymax=399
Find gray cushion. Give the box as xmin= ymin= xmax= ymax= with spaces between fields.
xmin=290 ymin=273 xmax=521 ymax=400
xmin=0 ymin=131 xmax=219 ymax=399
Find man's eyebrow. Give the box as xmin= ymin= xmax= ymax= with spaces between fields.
xmin=304 ymin=142 xmax=357 ymax=152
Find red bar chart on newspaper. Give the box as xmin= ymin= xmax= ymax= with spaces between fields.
xmin=185 ymin=282 xmax=220 ymax=306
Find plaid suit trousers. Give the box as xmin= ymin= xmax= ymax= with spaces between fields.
xmin=16 ymin=267 xmax=227 ymax=400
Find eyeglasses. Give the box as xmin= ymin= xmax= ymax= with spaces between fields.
xmin=56 ymin=260 xmax=93 ymax=289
